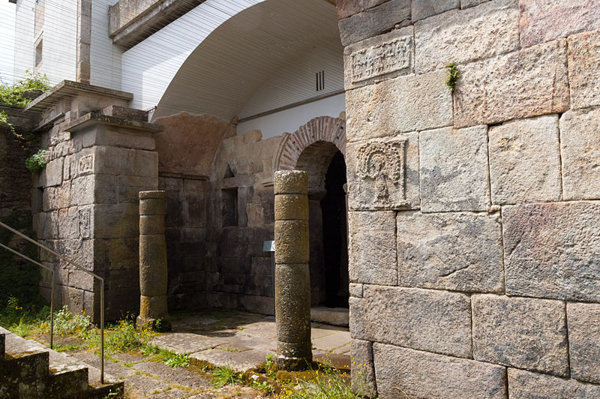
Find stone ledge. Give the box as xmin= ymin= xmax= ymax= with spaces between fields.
xmin=25 ymin=81 xmax=133 ymax=113
xmin=64 ymin=111 xmax=163 ymax=134
xmin=109 ymin=0 xmax=204 ymax=49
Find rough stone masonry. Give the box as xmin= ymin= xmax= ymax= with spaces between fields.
xmin=338 ymin=0 xmax=600 ymax=398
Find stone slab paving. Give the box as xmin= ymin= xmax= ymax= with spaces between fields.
xmin=151 ymin=310 xmax=351 ymax=373
xmin=67 ymin=309 xmax=351 ymax=398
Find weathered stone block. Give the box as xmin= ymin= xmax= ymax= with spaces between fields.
xmin=397 ymin=211 xmax=503 ymax=292
xmin=349 ymin=283 xmax=363 ymax=298
xmin=415 ymin=0 xmax=518 ymax=73
xmin=336 ymin=0 xmax=388 ymax=19
xmin=461 ymin=0 xmax=490 ymax=8
xmin=93 ymin=203 xmax=139 ymax=239
xmin=274 ymin=195 xmax=309 ymax=221
xmin=351 ymin=286 xmax=472 ymax=357
xmin=503 ymin=202 xmax=600 ymax=301
xmin=508 ymin=368 xmax=600 ymax=399
xmin=274 ymin=220 xmax=309 ymax=264
xmin=489 ymin=115 xmax=562 ymax=204
xmin=275 ymin=264 xmax=311 ymax=344
xmin=343 ymin=26 xmax=413 ymax=90
xmin=348 ymin=211 xmax=397 ymax=285
xmin=454 ymin=40 xmax=569 ymax=128
xmin=44 ymin=158 xmax=64 ymax=187
xmin=346 ymin=70 xmax=452 ymax=142
xmin=519 ymin=0 xmax=600 ymax=48
xmin=420 ymin=125 xmax=490 ymax=212
xmin=560 ymin=109 xmax=600 ymax=200
xmin=273 ymin=170 xmax=308 ymax=195
xmin=472 ymin=295 xmax=568 ymax=376
xmin=338 ymin=0 xmax=411 ymax=46
xmin=350 ymin=339 xmax=376 ymax=397
xmin=373 ymin=344 xmax=506 ymax=399
xmin=567 ymin=302 xmax=600 ymax=384
xmin=70 ymin=175 xmax=95 ymax=206
xmin=412 ymin=0 xmax=459 ymax=22
xmin=568 ymin=30 xmax=600 ymax=110
xmin=347 ymin=132 xmax=419 ymax=210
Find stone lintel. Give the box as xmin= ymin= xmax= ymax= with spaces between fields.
xmin=109 ymin=0 xmax=204 ymax=50
xmin=64 ymin=111 xmax=163 ymax=135
xmin=26 ymin=80 xmax=133 ymax=113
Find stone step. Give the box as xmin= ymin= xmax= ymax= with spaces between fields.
xmin=311 ymin=306 xmax=349 ymax=327
xmin=0 ymin=326 xmax=124 ymax=398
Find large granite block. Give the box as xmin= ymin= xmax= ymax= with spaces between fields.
xmin=336 ymin=0 xmax=389 ymax=19
xmin=567 ymin=302 xmax=600 ymax=384
xmin=346 ymin=70 xmax=452 ymax=142
xmin=472 ymin=295 xmax=568 ymax=376
xmin=489 ymin=115 xmax=561 ymax=204
xmin=338 ymin=0 xmax=411 ymax=46
xmin=454 ymin=40 xmax=569 ymax=128
xmin=397 ymin=211 xmax=503 ymax=292
xmin=508 ymin=368 xmax=600 ymax=399
xmin=568 ymin=30 xmax=600 ymax=110
xmin=560 ymin=109 xmax=600 ymax=200
xmin=503 ymin=202 xmax=600 ymax=301
xmin=347 ymin=132 xmax=419 ymax=211
xmin=412 ymin=0 xmax=459 ymax=22
xmin=348 ymin=211 xmax=397 ymax=285
xmin=351 ymin=286 xmax=472 ymax=357
xmin=419 ymin=126 xmax=490 ymax=212
xmin=519 ymin=0 xmax=600 ymax=48
xmin=373 ymin=344 xmax=507 ymax=399
xmin=461 ymin=0 xmax=490 ymax=8
xmin=350 ymin=339 xmax=376 ymax=397
xmin=415 ymin=0 xmax=519 ymax=73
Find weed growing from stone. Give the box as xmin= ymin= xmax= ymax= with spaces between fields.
xmin=24 ymin=148 xmax=47 ymax=172
xmin=446 ymin=62 xmax=461 ymax=93
xmin=0 ymin=71 xmax=50 ymax=108
xmin=211 ymin=366 xmax=242 ymax=388
xmin=142 ymin=345 xmax=190 ymax=368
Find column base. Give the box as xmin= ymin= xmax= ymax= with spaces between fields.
xmin=136 ymin=315 xmax=171 ymax=332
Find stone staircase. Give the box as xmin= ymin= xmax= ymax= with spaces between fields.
xmin=0 ymin=327 xmax=123 ymax=398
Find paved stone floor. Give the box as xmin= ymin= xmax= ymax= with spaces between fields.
xmin=71 ymin=310 xmax=351 ymax=398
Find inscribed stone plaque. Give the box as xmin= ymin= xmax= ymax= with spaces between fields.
xmin=344 ymin=27 xmax=413 ymax=89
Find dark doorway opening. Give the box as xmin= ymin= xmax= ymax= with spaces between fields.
xmin=320 ymin=151 xmax=349 ymax=308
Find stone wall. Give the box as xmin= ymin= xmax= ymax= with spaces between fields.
xmin=0 ymin=107 xmax=41 ymax=306
xmin=30 ymin=83 xmax=161 ymax=321
xmin=339 ymin=1 xmax=600 ymax=398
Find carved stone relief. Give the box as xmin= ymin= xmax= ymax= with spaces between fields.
xmin=355 ymin=139 xmax=408 ymax=209
xmin=351 ymin=36 xmax=413 ymax=83
xmin=78 ymin=154 xmax=94 ymax=176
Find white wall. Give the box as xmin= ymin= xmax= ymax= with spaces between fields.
xmin=13 ymin=0 xmax=34 ymax=82
xmin=13 ymin=0 xmax=77 ymax=86
xmin=237 ymin=92 xmax=345 ymax=139
xmin=238 ymin=45 xmax=344 ymax=120
xmin=0 ymin=1 xmax=16 ymax=84
xmin=91 ymin=0 xmax=121 ymax=90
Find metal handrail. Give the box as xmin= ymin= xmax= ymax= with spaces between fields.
xmin=0 ymin=242 xmax=55 ymax=349
xmin=0 ymin=221 xmax=105 ymax=384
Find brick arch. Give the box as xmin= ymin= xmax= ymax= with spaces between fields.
xmin=274 ymin=116 xmax=346 ymax=169
xmin=274 ymin=116 xmax=346 ymax=194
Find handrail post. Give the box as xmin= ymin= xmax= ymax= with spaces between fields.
xmin=100 ymin=279 xmax=105 ymax=384
xmin=50 ymin=270 xmax=54 ymax=349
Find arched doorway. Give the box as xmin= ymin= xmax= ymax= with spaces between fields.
xmin=275 ymin=116 xmax=349 ymax=315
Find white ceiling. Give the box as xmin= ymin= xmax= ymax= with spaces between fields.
xmin=153 ymin=0 xmax=342 ymax=121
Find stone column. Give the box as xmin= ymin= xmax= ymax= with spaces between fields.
xmin=274 ymin=170 xmax=312 ymax=370
xmin=137 ymin=191 xmax=170 ymax=331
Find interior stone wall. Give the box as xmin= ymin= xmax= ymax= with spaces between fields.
xmin=338 ymin=1 xmax=600 ymax=398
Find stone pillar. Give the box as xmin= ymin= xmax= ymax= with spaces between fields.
xmin=137 ymin=190 xmax=170 ymax=331
xmin=274 ymin=170 xmax=312 ymax=370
